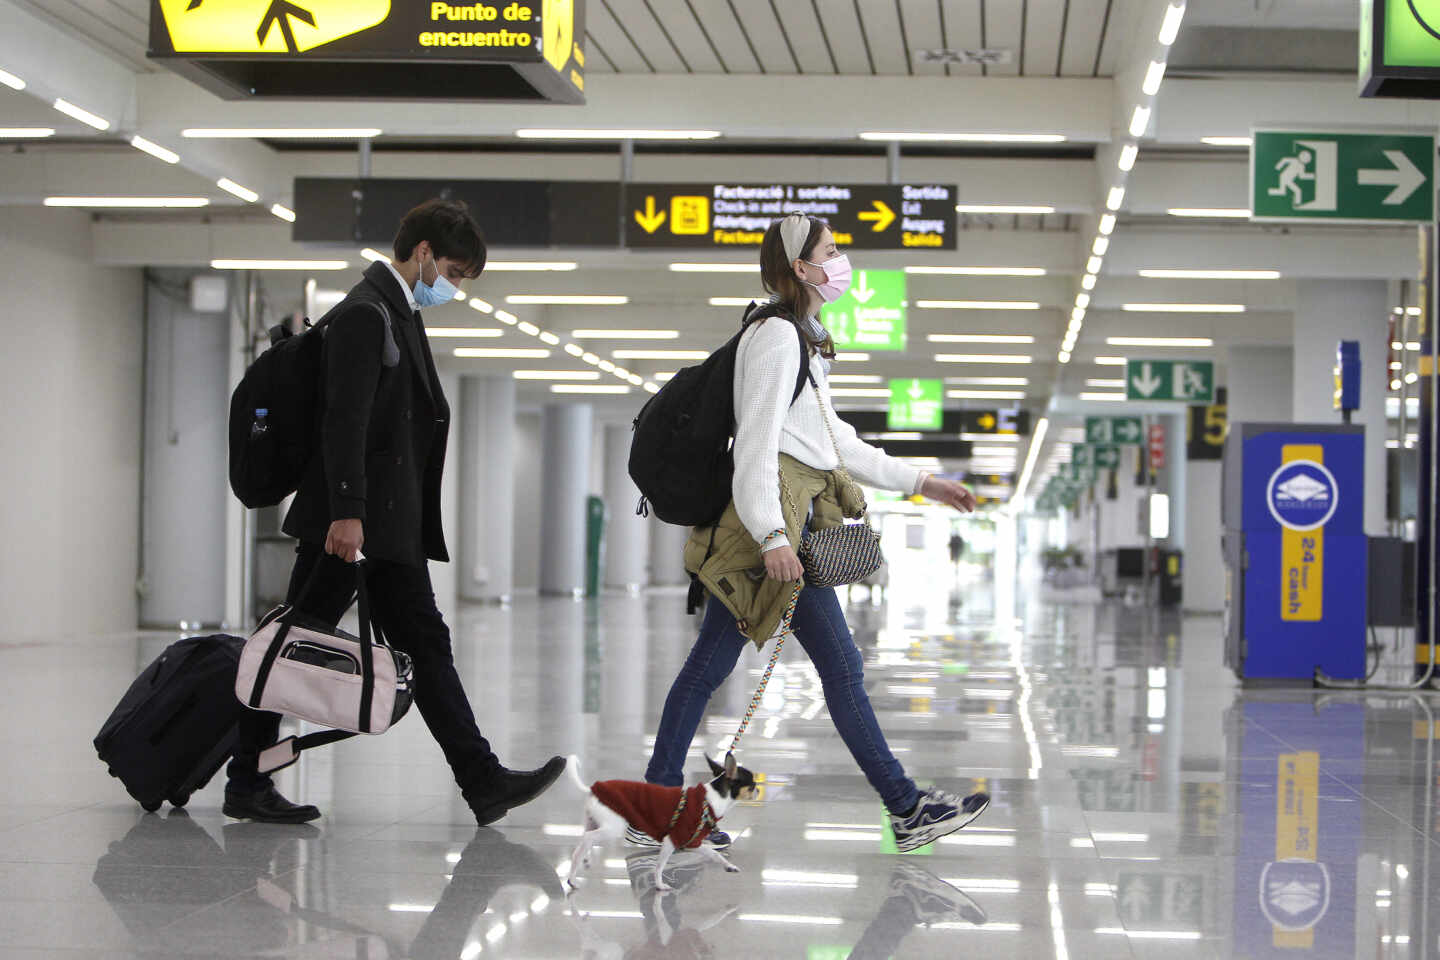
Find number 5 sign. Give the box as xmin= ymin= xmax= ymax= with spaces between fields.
xmin=1186 ymin=388 xmax=1229 ymax=461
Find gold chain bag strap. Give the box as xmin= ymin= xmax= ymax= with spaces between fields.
xmin=786 ymin=382 xmax=885 ymax=588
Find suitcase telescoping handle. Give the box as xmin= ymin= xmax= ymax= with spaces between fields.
xmin=246 ymin=557 xmax=384 ymax=734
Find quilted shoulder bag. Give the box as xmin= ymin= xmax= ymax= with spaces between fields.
xmin=783 ymin=383 xmax=885 ymax=588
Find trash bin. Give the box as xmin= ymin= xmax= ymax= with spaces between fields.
xmin=585 ymin=495 xmax=607 ymax=597
xmin=1159 ymin=549 xmax=1183 ymax=608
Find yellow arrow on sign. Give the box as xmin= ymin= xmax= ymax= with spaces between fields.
xmin=857 ymin=200 xmax=896 ymax=232
xmin=158 ymin=0 xmax=389 ymax=54
xmin=634 ymin=196 xmax=667 ymax=233
xmin=977 ymin=413 xmax=996 ymax=429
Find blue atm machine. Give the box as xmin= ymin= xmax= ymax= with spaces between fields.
xmin=1221 ymin=423 xmax=1367 ymax=682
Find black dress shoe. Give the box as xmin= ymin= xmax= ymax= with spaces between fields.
xmin=468 ymin=756 xmax=566 ymax=826
xmin=223 ymin=785 xmax=322 ymax=824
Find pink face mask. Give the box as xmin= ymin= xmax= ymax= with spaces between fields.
xmin=804 ymin=253 xmax=853 ymax=304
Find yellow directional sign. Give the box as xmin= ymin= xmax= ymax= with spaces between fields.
xmin=857 ymin=199 xmax=896 ymax=231
xmin=977 ymin=413 xmax=996 ymax=429
xmin=634 ymin=196 xmax=666 ymax=233
xmin=157 ymin=0 xmax=390 ymax=54
xmin=541 ymin=0 xmax=573 ymax=71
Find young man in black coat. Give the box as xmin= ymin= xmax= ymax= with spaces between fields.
xmin=225 ymin=199 xmax=566 ymax=824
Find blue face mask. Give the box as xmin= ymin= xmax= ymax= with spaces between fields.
xmin=413 ymin=251 xmax=459 ymax=308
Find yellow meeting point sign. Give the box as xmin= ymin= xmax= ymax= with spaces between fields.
xmin=157 ymin=0 xmax=391 ymax=55
xmin=541 ymin=0 xmax=573 ymax=71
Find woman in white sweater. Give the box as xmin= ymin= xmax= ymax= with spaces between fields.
xmin=636 ymin=213 xmax=990 ymax=853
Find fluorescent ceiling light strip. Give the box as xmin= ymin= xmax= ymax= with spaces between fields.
xmin=539 ymin=331 xmax=561 ymax=345
xmin=905 ymin=265 xmax=1047 ymax=276
xmin=424 ymin=328 xmax=504 ymax=338
xmin=1081 ymin=392 xmax=1127 ymax=401
xmin=1014 ymin=415 xmax=1049 ymax=501
xmin=598 ymin=360 xmax=615 ymax=371
xmin=550 ymin=384 xmax=632 ymax=394
xmin=828 ymin=374 xmax=883 ymax=383
xmin=52 ymin=98 xmax=110 ymax=131
xmin=708 ymin=296 xmax=758 ymax=307
xmin=1142 ymin=60 xmax=1167 ymax=96
xmin=1107 ymin=336 xmax=1214 ymax=346
xmin=860 ymin=131 xmax=1066 ymax=143
xmin=361 ymin=248 xmax=392 ymax=264
xmin=1122 ymin=303 xmax=1243 ymax=313
xmin=1093 ymin=236 xmax=1109 ymax=255
xmin=830 ymin=388 xmax=891 ymax=397
xmin=270 ymin=203 xmax=296 ymax=222
xmin=484 ymin=261 xmax=578 ymax=271
xmin=927 ymin=334 xmax=1036 ymax=344
xmin=834 ymin=353 xmax=870 ymax=361
xmin=949 ymin=390 xmax=1026 ymax=399
xmin=1099 ymin=213 xmax=1116 ymax=235
xmin=211 ymin=259 xmax=348 ymax=270
xmin=0 ymin=68 xmax=24 ymax=90
xmin=1087 ymin=379 xmax=1125 ymax=388
xmin=670 ymin=262 xmax=759 ymax=273
xmin=1168 ymin=207 xmax=1251 ymax=218
xmin=1075 ymin=293 xmax=1091 ymax=309
xmin=1118 ymin=143 xmax=1138 ymax=172
xmin=129 ymin=135 xmax=179 ymax=163
xmin=454 ymin=348 xmax=551 ymax=358
xmin=0 ymin=127 xmax=54 ymax=138
xmin=1095 ymin=356 xmax=1126 ymax=365
xmin=612 ymin=350 xmax=710 ymax=360
xmin=216 ymin=178 xmax=259 ymax=203
xmin=517 ymin=321 xmax=541 ymax=336
xmin=564 ymin=343 xmax=584 ymax=357
xmin=45 ymin=196 xmax=210 ymax=208
xmin=1158 ymin=2 xmax=1186 ymax=44
xmin=183 ymin=128 xmax=381 ymax=138
xmin=1129 ymin=106 xmax=1151 ymax=138
xmin=961 ymin=432 xmax=1021 ymax=441
xmin=506 ymin=295 xmax=628 ymax=305
xmin=1082 ymin=274 xmax=1097 ymax=290
xmin=935 ymin=354 xmax=1032 ymax=364
xmin=1106 ymin=186 xmax=1126 ymax=211
xmin=915 ymin=300 xmax=1040 ymax=310
xmin=1202 ymin=136 xmax=1252 ymax=147
xmin=1087 ymin=256 xmax=1104 ymax=274
xmin=571 ymin=329 xmax=679 ymax=339
xmin=516 ymin=128 xmax=721 ymax=139
xmin=1138 ymin=269 xmax=1279 ymax=280
xmin=948 ymin=377 xmax=1029 ymax=386
xmin=956 ymin=204 xmax=1056 ymax=214
xmin=468 ymin=297 xmax=493 ymax=314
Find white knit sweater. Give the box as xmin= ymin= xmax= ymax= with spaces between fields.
xmin=732 ymin=317 xmax=926 ymax=551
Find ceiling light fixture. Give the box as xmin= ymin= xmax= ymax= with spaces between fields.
xmin=216 ymin=178 xmax=259 ymax=203
xmin=513 ymin=370 xmax=602 ymax=380
xmin=1168 ymin=207 xmax=1251 ymax=218
xmin=550 ymin=384 xmax=632 ymax=394
xmin=516 ymin=128 xmax=720 ymax=140
xmin=505 ymin=295 xmax=629 ymax=305
xmin=517 ymin=321 xmax=540 ymax=336
xmin=1106 ymin=336 xmax=1215 ymax=347
xmin=598 ymin=360 xmax=617 ymax=372
xmin=44 ymin=196 xmax=210 ymax=208
xmin=935 ymin=354 xmax=1033 ymax=364
xmin=424 ymin=328 xmax=505 ymax=338
xmin=270 ymin=203 xmax=296 ymax=222
xmin=1138 ymin=269 xmax=1280 ymax=280
xmin=1201 ymin=136 xmax=1252 ymax=147
xmin=0 ymin=67 xmax=25 ymax=90
xmin=1142 ymin=60 xmax=1167 ymax=96
xmin=129 ymin=135 xmax=179 ymax=163
xmin=1106 ymin=186 xmax=1126 ymax=211
xmin=52 ymin=98 xmax=110 ymax=131
xmin=1087 ymin=379 xmax=1126 ymax=388
xmin=539 ymin=331 xmax=561 ymax=345
xmin=1082 ymin=274 xmax=1097 ymax=291
xmin=859 ymin=131 xmax=1066 ymax=143
xmin=210 ymin=259 xmax=348 ymax=270
xmin=1129 ymin=106 xmax=1151 ymax=138
xmin=454 ymin=348 xmax=552 ymax=359
xmin=571 ymin=329 xmax=679 ymax=339
xmin=1087 ymin=256 xmax=1104 ymax=274
xmin=564 ymin=343 xmax=584 ymax=357
xmin=904 ymin=266 xmax=1047 ymax=276
xmin=955 ymin=203 xmax=1057 ymax=215
xmin=835 ymin=353 xmax=870 ymax=362
xmin=0 ymin=127 xmax=54 ymax=138
xmin=1118 ymin=143 xmax=1138 ymax=172
xmin=1095 ymin=356 xmax=1127 ymax=365
xmin=829 ymin=388 xmax=892 ymax=398
xmin=1122 ymin=303 xmax=1244 ymax=313
xmin=1158 ymin=2 xmax=1186 ymax=44
xmin=361 ymin=248 xmax=392 ymax=263
xmin=611 ymin=350 xmax=709 ymax=360
xmin=468 ymin=297 xmax=493 ymax=313
xmin=1075 ymin=293 xmax=1091 ymax=309
xmin=948 ymin=390 xmax=1027 ymax=400
xmin=708 ymin=296 xmax=757 ymax=307
xmin=1092 ymin=237 xmax=1109 ymax=255
xmin=926 ymin=334 xmax=1036 ymax=344
xmin=915 ymin=300 xmax=1041 ymax=310
xmin=670 ymin=262 xmax=759 ymax=273
xmin=1058 ymin=350 xmax=1072 ymax=363
xmin=484 ymin=261 xmax=578 ymax=271
xmin=183 ymin=128 xmax=382 ymax=138
xmin=1080 ymin=392 xmax=1127 ymax=401
xmin=948 ymin=376 xmax=1030 ymax=386
xmin=1099 ymin=213 xmax=1117 ymax=235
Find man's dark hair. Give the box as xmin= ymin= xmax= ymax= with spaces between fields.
xmin=393 ymin=198 xmax=487 ymax=278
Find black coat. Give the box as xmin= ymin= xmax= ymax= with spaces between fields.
xmin=283 ymin=262 xmax=451 ymax=566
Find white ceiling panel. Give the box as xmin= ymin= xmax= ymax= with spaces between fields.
xmin=728 ymin=0 xmax=803 ymax=74
xmin=776 ymin=1 xmax=842 ymax=74
xmin=686 ymin=0 xmax=763 ymax=72
xmin=814 ymin=0 xmax=876 ymax=74
xmin=983 ymin=1 xmax=1024 ymax=77
xmin=585 ymin=4 xmax=655 ymax=73
xmin=855 ymin=1 xmax=911 ymax=75
xmin=940 ymin=0 xmax=986 ymax=77
xmin=900 ymin=0 xmax=948 ymax=77
xmin=646 ymin=0 xmax=730 ymax=73
xmin=1095 ymin=0 xmax=1145 ymax=77
xmin=595 ymin=0 xmax=690 ymax=73
xmin=10 ymin=0 xmax=150 ymax=72
xmin=1024 ymin=0 xmax=1067 ymax=77
xmin=1059 ymin=0 xmax=1111 ymax=76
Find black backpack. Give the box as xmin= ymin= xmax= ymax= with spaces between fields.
xmin=227 ymin=317 xmax=330 ymax=509
xmin=628 ymin=302 xmax=812 ymax=527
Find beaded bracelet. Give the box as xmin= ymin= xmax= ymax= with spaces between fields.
xmin=761 ymin=528 xmax=788 ymax=549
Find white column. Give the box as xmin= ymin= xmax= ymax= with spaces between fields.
xmin=539 ymin=402 xmax=594 ymax=596
xmin=1162 ymin=412 xmax=1187 ymax=550
xmin=432 ymin=369 xmax=462 ymax=622
xmin=1293 ymin=279 xmax=1389 ymax=535
xmin=603 ymin=423 xmax=650 ymax=591
xmin=649 ymin=520 xmax=690 ymax=586
xmin=1227 ymin=346 xmax=1293 ymax=424
xmin=458 ymin=375 xmax=516 ymax=603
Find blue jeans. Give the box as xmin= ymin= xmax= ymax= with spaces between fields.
xmin=645 ymin=586 xmax=920 ymax=816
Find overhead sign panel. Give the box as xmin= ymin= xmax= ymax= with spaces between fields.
xmin=1086 ymin=416 xmax=1142 ymax=446
xmin=623 ymin=183 xmax=956 ymax=250
xmin=831 ymin=270 xmax=906 ymax=351
xmin=149 ymin=0 xmax=586 ymax=102
xmin=1126 ymin=359 xmax=1215 ymax=404
xmin=887 ymin=379 xmax=943 ymax=430
xmin=1251 ymin=130 xmax=1434 ymax=223
xmin=1361 ymin=0 xmax=1440 ymax=98
xmin=837 ymin=409 xmax=1032 ymax=436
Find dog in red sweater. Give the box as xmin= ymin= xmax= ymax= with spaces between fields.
xmin=565 ymin=754 xmax=757 ymax=892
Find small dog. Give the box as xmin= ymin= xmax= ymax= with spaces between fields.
xmin=565 ymin=754 xmax=757 ymax=892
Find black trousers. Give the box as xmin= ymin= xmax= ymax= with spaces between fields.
xmin=228 ymin=542 xmax=502 ymax=795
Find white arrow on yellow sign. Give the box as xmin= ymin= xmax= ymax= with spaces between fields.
xmin=157 ymin=0 xmax=391 ymax=54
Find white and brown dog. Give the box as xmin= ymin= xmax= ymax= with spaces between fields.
xmin=565 ymin=754 xmax=757 ymax=892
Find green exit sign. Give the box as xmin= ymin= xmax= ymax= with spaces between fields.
xmin=888 ymin=378 xmax=943 ymax=430
xmin=828 ymin=269 xmax=906 ymax=351
xmin=1252 ymin=129 xmax=1434 ymax=223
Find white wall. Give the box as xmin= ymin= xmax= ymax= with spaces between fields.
xmin=1184 ymin=461 xmax=1224 ymax=613
xmin=512 ymin=411 xmax=543 ymax=591
xmin=0 ymin=208 xmax=143 ymax=640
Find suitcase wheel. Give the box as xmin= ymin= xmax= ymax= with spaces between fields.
xmin=169 ymin=793 xmax=190 ymax=809
xmin=140 ymin=800 xmax=162 ymax=813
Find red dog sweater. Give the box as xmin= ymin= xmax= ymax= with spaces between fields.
xmin=590 ymin=781 xmax=715 ymax=849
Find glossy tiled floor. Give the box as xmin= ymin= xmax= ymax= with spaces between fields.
xmin=4 ymin=553 xmax=1440 ymax=958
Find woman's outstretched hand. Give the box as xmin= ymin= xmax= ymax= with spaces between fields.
xmin=921 ymin=475 xmax=978 ymax=513
xmin=764 ymin=545 xmax=805 ymax=581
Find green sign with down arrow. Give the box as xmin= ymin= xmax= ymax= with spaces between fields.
xmin=888 ymin=378 xmax=943 ymax=430
xmin=828 ymin=269 xmax=906 ymax=351
xmin=1126 ymin=359 xmax=1215 ymax=404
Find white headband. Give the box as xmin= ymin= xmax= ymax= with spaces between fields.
xmin=779 ymin=213 xmax=810 ymax=263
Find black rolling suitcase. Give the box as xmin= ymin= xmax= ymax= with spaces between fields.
xmin=94 ymin=633 xmax=246 ymax=811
